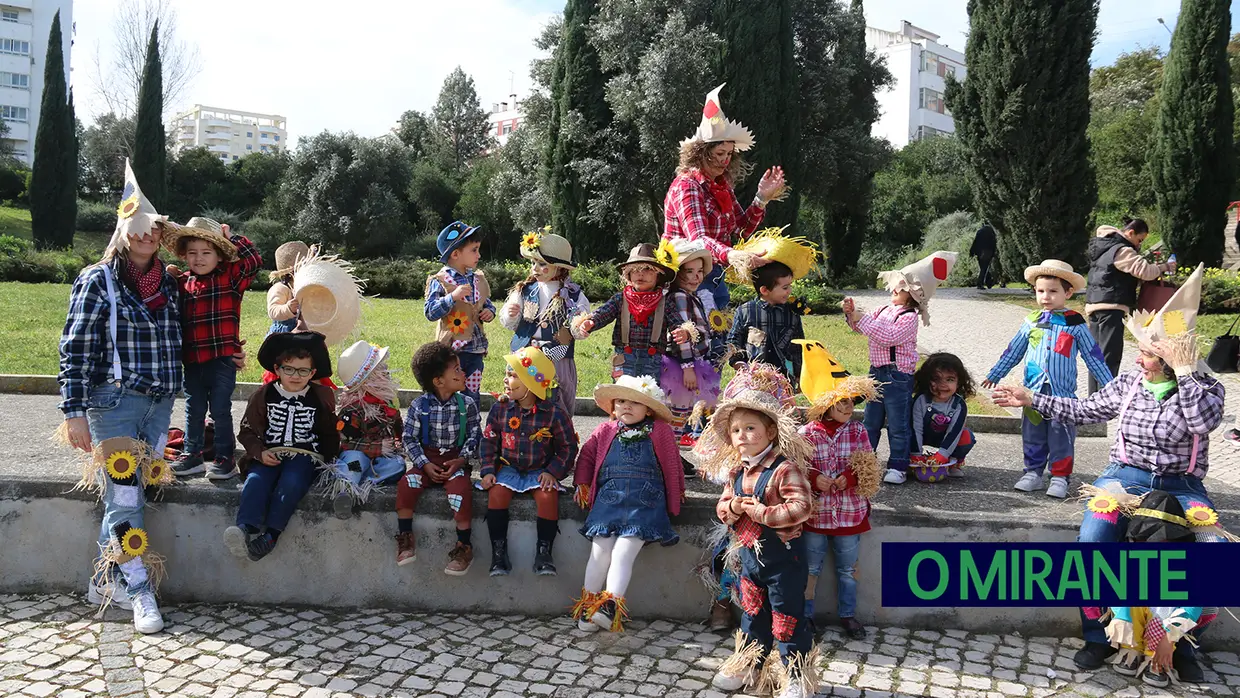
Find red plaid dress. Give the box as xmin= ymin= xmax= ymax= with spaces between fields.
xmin=799 ymin=419 xmax=874 ymax=535
xmin=178 ymin=235 xmax=263 ymax=365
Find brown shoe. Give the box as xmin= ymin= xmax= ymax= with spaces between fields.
xmin=709 ymin=600 xmax=734 ymax=631
xmin=444 ymin=542 xmax=473 ymax=576
xmin=396 ymin=532 xmax=416 ymax=566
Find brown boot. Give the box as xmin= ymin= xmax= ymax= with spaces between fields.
xmin=396 ymin=532 xmax=416 ymax=566
xmin=709 ymin=600 xmax=733 ymax=631
xmin=444 ymin=542 xmax=473 ymax=576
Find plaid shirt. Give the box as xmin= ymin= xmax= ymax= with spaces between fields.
xmin=987 ymin=309 xmax=1113 ymax=397
xmin=425 ymin=267 xmax=495 ymax=354
xmin=338 ymin=397 xmax=403 ymax=458
xmin=799 ymin=420 xmax=873 ymax=534
xmin=478 ymin=397 xmax=577 ymax=480
xmin=177 ymin=234 xmax=262 ymax=365
xmin=403 ymin=392 xmax=482 ymax=469
xmin=728 ymin=299 xmax=804 ymax=373
xmin=849 ymin=303 xmax=919 ymax=374
xmin=1031 ymin=370 xmax=1225 ymax=476
xmin=663 ymin=170 xmax=765 ymax=265
xmin=716 ymin=448 xmax=813 ymax=543
xmin=59 ymin=259 xmax=183 ymax=419
xmin=588 ymin=291 xmax=667 ymax=352
xmin=665 ymin=287 xmax=711 ymax=363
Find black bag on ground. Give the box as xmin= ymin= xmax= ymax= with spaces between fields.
xmin=1205 ymin=316 xmax=1240 ymax=373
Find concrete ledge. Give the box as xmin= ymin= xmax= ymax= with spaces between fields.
xmin=0 ymin=374 xmax=1105 ymax=436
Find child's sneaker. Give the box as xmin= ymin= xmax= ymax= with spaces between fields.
xmin=1225 ymin=428 xmax=1240 ymax=447
xmin=681 ymin=456 xmax=698 ymax=480
xmin=1013 ymin=471 xmax=1044 ymax=492
xmin=712 ymin=666 xmax=756 ymax=692
xmin=678 ymin=433 xmax=697 ymax=448
xmin=947 ymin=460 xmax=965 ymax=478
xmin=395 ymin=532 xmax=416 ymax=566
xmin=883 ymin=468 xmax=907 ymax=485
xmin=206 ymin=457 xmax=237 ymax=481
xmin=332 ymin=491 xmax=353 ymax=520
xmin=709 ymin=600 xmax=734 ymax=631
xmin=130 ymin=590 xmax=164 ymax=634
xmin=1142 ymin=669 xmax=1170 ymax=688
xmin=444 ymin=542 xmax=473 ymax=576
xmin=489 ymin=539 xmax=511 ymax=577
xmin=1046 ymin=476 xmax=1070 ymax=499
xmin=577 ymin=618 xmax=599 ymax=632
xmin=776 ymin=683 xmax=808 ymax=698
xmin=172 ymin=453 xmax=206 ymax=477
xmin=1112 ymin=651 xmax=1142 ymax=676
xmin=840 ymin=616 xmax=867 ymax=640
xmin=223 ymin=526 xmax=249 ymax=559
xmin=246 ymin=533 xmax=277 ymax=561
xmin=87 ymin=582 xmax=132 ymax=610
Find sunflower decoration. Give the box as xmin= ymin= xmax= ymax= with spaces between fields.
xmin=105 ymin=449 xmax=139 ymax=481
xmin=143 ymin=458 xmax=173 ymax=487
xmin=708 ymin=309 xmax=729 ymax=333
xmin=508 ymin=416 xmax=522 ymax=430
xmin=654 ymin=239 xmax=680 ymax=273
xmin=1162 ymin=310 xmax=1188 ymax=337
xmin=445 ymin=310 xmax=472 ymax=335
xmin=117 ymin=195 xmax=140 ymax=219
xmin=1086 ymin=493 xmax=1121 ymax=524
xmin=521 ymin=230 xmax=542 ymax=252
xmin=788 ymin=295 xmax=812 ymax=316
xmin=1185 ymin=505 xmax=1219 ymax=527
xmin=529 ymin=427 xmax=553 ymax=443
xmin=119 ymin=526 xmax=150 ymax=557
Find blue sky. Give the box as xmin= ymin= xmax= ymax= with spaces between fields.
xmin=68 ymin=0 xmax=1238 ymax=145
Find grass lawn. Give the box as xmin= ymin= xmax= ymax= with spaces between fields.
xmin=0 ymin=206 xmax=112 ymax=252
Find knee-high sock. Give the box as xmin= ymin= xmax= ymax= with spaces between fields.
xmin=605 ymin=535 xmax=645 ymax=598
xmin=584 ymin=537 xmax=616 ymax=593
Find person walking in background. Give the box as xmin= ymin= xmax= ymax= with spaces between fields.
xmin=969 ymin=221 xmax=997 ymax=289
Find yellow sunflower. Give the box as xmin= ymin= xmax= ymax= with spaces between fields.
xmin=117 ymin=195 xmax=140 ymax=219
xmin=708 ymin=309 xmax=728 ymax=332
xmin=120 ymin=527 xmax=149 ymax=557
xmin=521 ymin=231 xmax=542 ymax=250
xmin=1086 ymin=494 xmax=1119 ymax=515
xmin=445 ymin=310 xmax=471 ymax=335
xmin=508 ymin=416 xmax=521 ymax=430
xmin=146 ymin=459 xmax=168 ymax=484
xmin=654 ymin=239 xmax=680 ymax=272
xmin=1185 ymin=505 xmax=1219 ymax=527
xmin=105 ymin=450 xmax=138 ymax=480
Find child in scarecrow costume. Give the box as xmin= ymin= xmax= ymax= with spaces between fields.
xmin=662 ymin=238 xmax=724 ymax=449
xmin=909 ymin=352 xmax=977 ymax=482
xmin=325 ymin=341 xmax=405 ymax=519
xmin=425 ymin=221 xmax=494 ymax=406
xmin=267 ymin=241 xmax=313 ymax=335
xmin=478 ymin=347 xmax=578 ymax=576
xmin=575 ymin=243 xmax=677 ymax=379
xmin=572 ymin=375 xmax=685 ymax=632
xmin=698 ymin=386 xmax=818 ymax=698
xmin=501 ymin=228 xmax=590 ymax=417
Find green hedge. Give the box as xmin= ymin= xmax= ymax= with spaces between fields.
xmin=0 ymin=235 xmax=96 ymax=284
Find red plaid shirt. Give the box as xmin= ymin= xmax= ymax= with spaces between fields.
xmin=662 ymin=169 xmax=765 ymax=265
xmin=716 ymin=448 xmax=813 ymax=543
xmin=799 ymin=420 xmax=873 ymax=535
xmin=177 ymin=235 xmax=263 ymax=365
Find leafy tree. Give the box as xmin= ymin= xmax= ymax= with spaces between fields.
xmin=79 ymin=113 xmax=135 ymax=198
xmin=1089 ymin=45 xmax=1164 ymax=113
xmin=432 ymin=67 xmax=491 ymax=172
xmin=408 ymin=158 xmax=460 ymax=235
xmin=165 ymin=146 xmax=229 ymax=221
xmin=131 ymin=22 xmax=166 ymax=208
xmin=455 ymin=155 xmax=516 ymax=258
xmin=945 ymin=0 xmax=1099 ymax=271
xmin=1087 ymin=47 xmax=1163 ymax=220
xmin=1150 ymin=0 xmax=1234 ymax=268
xmin=868 ymin=135 xmax=971 ymax=251
xmin=395 ymin=109 xmax=440 ymax=163
xmin=224 ymin=150 xmax=290 ymax=217
xmin=29 ymin=11 xmax=74 ymax=250
xmin=492 ymin=100 xmax=553 ymax=234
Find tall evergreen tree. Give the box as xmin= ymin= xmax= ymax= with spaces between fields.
xmin=547 ymin=0 xmax=613 ymax=261
xmin=945 ymin=0 xmax=1099 ymax=271
xmin=1150 ymin=0 xmax=1234 ymax=268
xmin=132 ymin=22 xmax=166 ymax=209
xmin=29 ymin=11 xmax=71 ymax=250
xmin=713 ymin=0 xmax=801 ymax=228
xmin=432 ymin=67 xmax=491 ymax=173
xmin=58 ymin=89 xmax=78 ymax=248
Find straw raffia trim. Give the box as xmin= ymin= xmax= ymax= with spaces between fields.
xmin=318 ymin=467 xmax=373 ymax=504
xmin=293 ymin=247 xmax=367 ymax=294
xmin=70 ymin=437 xmax=160 ymax=498
xmin=850 ymin=450 xmax=881 ymax=499
xmin=268 ymin=447 xmax=326 ymax=464
xmin=806 ymin=375 xmax=882 ymax=422
xmin=718 ymin=630 xmax=766 ymax=680
xmin=771 ymin=643 xmax=821 ymax=698
xmin=693 ymin=397 xmax=812 ymax=483
xmin=1075 ymin=483 xmax=1145 ymax=518
xmin=91 ymin=544 xmax=168 ymax=616
xmin=676 ymin=321 xmax=702 ymax=345
xmin=572 ymin=589 xmax=604 ymax=622
xmin=754 ymin=648 xmax=782 ymax=696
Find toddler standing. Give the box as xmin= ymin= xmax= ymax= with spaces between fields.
xmin=425 ymin=221 xmax=495 ymax=405
xmin=662 ymin=238 xmax=723 ymax=446
xmin=266 ymin=241 xmax=311 ymax=335
xmin=728 ymin=261 xmax=804 ymax=387
xmin=576 ymin=243 xmax=677 ymax=379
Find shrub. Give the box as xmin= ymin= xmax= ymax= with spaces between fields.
xmin=76 ymin=201 xmax=116 ymax=233
xmin=726 ymin=275 xmax=841 ymax=315
xmin=241 ymin=217 xmax=298 ymax=264
xmin=0 ymin=233 xmax=28 ymax=257
xmin=1186 ymin=267 xmax=1240 ymax=313
xmin=0 ymin=164 xmax=26 ymax=202
xmin=399 ymin=232 xmax=440 ymax=260
xmin=889 ymin=211 xmax=992 ymax=288
xmin=196 ymin=207 xmax=244 ymax=231
xmin=0 ymin=238 xmax=94 ymax=284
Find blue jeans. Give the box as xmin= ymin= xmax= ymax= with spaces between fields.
xmin=334 ymin=451 xmax=404 ymax=488
xmin=1077 ymin=462 xmax=1220 ymax=656
xmin=184 ymin=356 xmax=238 ymax=460
xmin=739 ymin=529 xmax=812 ymax=663
xmin=237 ymin=454 xmax=319 ymax=533
xmin=613 ymin=349 xmax=661 ymax=381
xmin=804 ymin=532 xmax=862 ymax=618
xmin=863 ymin=365 xmax=913 ymax=471
xmin=85 ymin=383 xmax=175 ymax=594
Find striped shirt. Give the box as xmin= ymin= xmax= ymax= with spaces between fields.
xmin=849 ymin=304 xmax=919 ymax=374
xmin=799 ymin=420 xmax=873 ymax=534
xmin=987 ymin=309 xmax=1113 ymax=397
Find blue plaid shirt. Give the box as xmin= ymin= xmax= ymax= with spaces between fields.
xmin=425 ymin=266 xmax=495 ymax=354
xmin=402 ymin=391 xmax=482 ymax=469
xmin=478 ymin=397 xmax=577 ymax=480
xmin=58 ymin=259 xmax=183 ymax=418
xmin=987 ymin=309 xmax=1114 ymax=398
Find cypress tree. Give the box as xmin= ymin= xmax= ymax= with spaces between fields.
xmin=57 ymin=88 xmax=78 ymax=248
xmin=132 ymin=22 xmax=166 ymax=209
xmin=945 ymin=0 xmax=1099 ymax=271
xmin=713 ymin=0 xmax=801 ymax=229
xmin=1150 ymin=0 xmax=1234 ymax=268
xmin=546 ymin=0 xmax=613 ymax=261
xmin=29 ymin=11 xmax=69 ymax=250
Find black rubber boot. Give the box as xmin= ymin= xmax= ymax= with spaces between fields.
xmin=534 ymin=539 xmax=557 ymax=576
xmin=488 ymin=538 xmax=511 ymax=577
xmin=1073 ymin=641 xmax=1117 ymax=670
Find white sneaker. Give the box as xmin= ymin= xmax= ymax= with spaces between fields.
xmin=86 ymin=583 xmax=132 ymax=610
xmin=576 ymin=618 xmax=599 ymax=632
xmin=1046 ymin=476 xmax=1070 ymax=499
xmin=712 ymin=668 xmax=754 ymax=691
xmin=1013 ymin=472 xmax=1044 ymax=492
xmin=224 ymin=526 xmax=249 ymax=559
xmin=130 ymin=591 xmax=164 ymax=634
xmin=777 ymin=683 xmax=808 ymax=698
xmin=947 ymin=466 xmax=965 ymax=478
xmin=883 ymin=468 xmax=907 ymax=485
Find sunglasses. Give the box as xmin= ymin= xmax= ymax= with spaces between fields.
xmin=277 ymin=365 xmax=315 ymax=378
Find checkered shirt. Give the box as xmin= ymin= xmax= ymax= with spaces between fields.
xmin=662 ymin=170 xmax=765 ymax=265
xmin=478 ymin=397 xmax=577 ymax=480
xmin=177 ymin=234 xmax=263 ymax=365
xmin=799 ymin=420 xmax=873 ymax=532
xmin=848 ymin=303 xmax=919 ymax=373
xmin=716 ymin=450 xmax=814 ymax=543
xmin=588 ymin=291 xmax=667 ymax=352
xmin=403 ymin=392 xmax=482 ymax=469
xmin=425 ymin=267 xmax=495 ymax=354
xmin=987 ymin=309 xmax=1113 ymax=398
xmin=666 ymin=287 xmax=711 ymax=363
xmin=728 ymin=299 xmax=804 ymax=369
xmin=1031 ymin=370 xmax=1225 ymax=476
xmin=58 ymin=259 xmax=183 ymax=419
xmin=338 ymin=398 xmax=403 ymax=458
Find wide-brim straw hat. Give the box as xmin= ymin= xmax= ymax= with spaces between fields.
xmin=806 ymin=375 xmax=881 ymax=422
xmin=504 ymin=346 xmax=558 ymax=400
xmin=163 ymin=217 xmax=239 ymax=262
xmin=337 ymin=341 xmax=390 ymax=391
xmin=271 ymin=241 xmax=311 ymax=278
xmin=619 ymin=243 xmax=676 ymax=286
xmin=520 ymin=229 xmax=576 ymax=270
xmin=1126 ymin=263 xmax=1204 ymax=347
xmin=292 ymin=250 xmax=364 ymax=347
xmin=693 ymin=388 xmax=812 ymax=482
xmin=594 ymin=375 xmax=674 ymax=423
xmin=679 ymin=83 xmax=755 ymax=152
xmin=1024 ymin=259 xmax=1086 ymax=295
xmin=257 ymin=330 xmax=332 ymax=380
xmin=670 ymin=237 xmax=713 ymax=277
xmin=724 ymin=227 xmax=821 ymax=286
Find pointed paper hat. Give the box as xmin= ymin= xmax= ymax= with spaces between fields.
xmin=106 ymin=159 xmax=170 ymax=259
xmin=1126 ymin=263 xmax=1204 ymax=346
xmin=680 ymin=83 xmax=755 ymax=152
xmin=878 ymin=251 xmax=958 ymax=326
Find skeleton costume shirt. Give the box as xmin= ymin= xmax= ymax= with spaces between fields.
xmin=264 ymin=382 xmax=324 ymax=453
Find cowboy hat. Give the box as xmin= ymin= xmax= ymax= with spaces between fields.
xmin=163 ymin=217 xmax=239 ymax=262
xmin=1127 ymin=490 xmax=1196 ymax=543
xmin=520 ymin=228 xmax=576 ymax=270
xmin=258 ymin=331 xmax=333 ymax=380
xmin=1024 ymin=259 xmax=1086 ymax=295
xmin=504 ymin=346 xmax=558 ymax=401
xmin=669 ymin=237 xmax=713 ymax=276
xmin=271 ymin=241 xmax=312 ymax=279
xmin=693 ymin=388 xmax=813 ymax=483
xmin=680 ymin=83 xmax=755 ymax=152
xmin=337 ymin=341 xmax=390 ymax=391
xmin=594 ymin=375 xmax=674 ymax=423
xmin=620 ymin=243 xmax=677 ymax=286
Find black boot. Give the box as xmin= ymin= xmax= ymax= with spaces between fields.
xmin=1073 ymin=641 xmax=1117 ymax=670
xmin=1173 ymin=651 xmax=1204 ymax=683
xmin=489 ymin=539 xmax=511 ymax=577
xmin=534 ymin=539 xmax=557 ymax=576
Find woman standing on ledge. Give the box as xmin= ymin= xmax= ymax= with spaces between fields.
xmin=994 ymin=264 xmax=1226 ymax=683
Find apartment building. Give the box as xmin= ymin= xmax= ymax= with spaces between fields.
xmin=488 ymin=94 xmax=521 ymax=148
xmin=865 ymin=21 xmax=966 ymax=149
xmin=172 ymin=105 xmax=288 ymax=162
xmin=0 ymin=0 xmax=74 ymax=165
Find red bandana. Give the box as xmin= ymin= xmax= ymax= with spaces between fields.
xmin=623 ymin=286 xmax=663 ymax=326
xmin=707 ymin=176 xmax=738 ymax=215
xmin=124 ymin=258 xmax=167 ymax=311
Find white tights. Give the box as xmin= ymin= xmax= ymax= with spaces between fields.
xmin=583 ymin=535 xmax=644 ymax=598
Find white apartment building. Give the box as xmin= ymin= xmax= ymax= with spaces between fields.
xmin=172 ymin=105 xmax=287 ymax=163
xmin=488 ymin=94 xmax=522 ymax=148
xmin=866 ymin=21 xmax=966 ymax=149
xmin=0 ymin=0 xmax=74 ymax=165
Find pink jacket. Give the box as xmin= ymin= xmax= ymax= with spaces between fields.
xmin=574 ymin=419 xmax=685 ymax=516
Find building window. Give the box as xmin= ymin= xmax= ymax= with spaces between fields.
xmin=260 ymin=145 xmax=268 ymax=152
xmin=0 ymin=72 xmax=28 ymax=89
xmin=1 ymin=10 xmax=18 ymax=22
xmin=232 ymin=155 xmax=239 ymax=161
xmin=0 ymin=105 xmax=28 ymax=122
xmin=915 ymin=125 xmax=947 ymax=140
xmin=502 ymin=123 xmax=513 ymax=135
xmin=921 ymin=50 xmax=957 ymax=79
xmin=274 ymin=135 xmax=280 ymax=141
xmin=0 ymin=39 xmax=30 ymax=56
xmin=260 ymin=132 xmax=268 ymax=140
xmin=919 ymin=88 xmax=946 ymax=115
xmin=246 ymin=144 xmax=252 ymax=151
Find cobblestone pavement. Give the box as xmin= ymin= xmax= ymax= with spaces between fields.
xmin=851 ymin=288 xmax=1240 ymax=488
xmin=2 ymin=594 xmax=1238 ymax=698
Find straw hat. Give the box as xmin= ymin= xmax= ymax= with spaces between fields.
xmin=670 ymin=237 xmax=713 ymax=276
xmin=806 ymin=375 xmax=881 ymax=423
xmin=520 ymin=228 xmax=576 ymax=270
xmin=1126 ymin=263 xmax=1204 ymax=346
xmin=1024 ymin=259 xmax=1086 ymax=295
xmin=504 ymin=346 xmax=558 ymax=400
xmin=722 ymin=361 xmax=798 ymax=409
xmin=693 ymin=389 xmax=813 ymax=483
xmin=272 ymin=241 xmax=311 ymax=278
xmin=257 ymin=331 xmax=332 ymax=380
xmin=724 ymin=227 xmax=822 ymax=286
xmin=292 ymin=250 xmax=364 ymax=347
xmin=163 ymin=217 xmax=239 ymax=262
xmin=878 ymin=251 xmax=958 ymax=326
xmin=594 ymin=375 xmax=673 ymax=423
xmin=106 ymin=159 xmax=172 ymax=260
xmin=337 ymin=341 xmax=390 ymax=391
xmin=619 ymin=243 xmax=677 ymax=286
xmin=680 ymin=83 xmax=755 ymax=152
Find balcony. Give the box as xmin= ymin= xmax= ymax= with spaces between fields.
xmin=204 ymin=130 xmax=232 ymax=142
xmin=206 ymin=143 xmax=230 ymax=154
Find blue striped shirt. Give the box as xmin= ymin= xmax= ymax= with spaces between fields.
xmin=986 ymin=309 xmax=1113 ymax=398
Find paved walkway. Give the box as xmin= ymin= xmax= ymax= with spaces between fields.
xmin=1 ymin=594 xmax=1238 ymax=698
xmin=851 ymin=288 xmax=1240 ymax=488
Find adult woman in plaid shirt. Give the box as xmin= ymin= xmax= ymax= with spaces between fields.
xmin=994 ymin=264 xmax=1225 ymax=681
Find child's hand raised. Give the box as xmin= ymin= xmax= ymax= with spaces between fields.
xmin=981 ymin=379 xmax=997 ymax=389
xmin=841 ymin=297 xmax=855 ymax=314
xmin=479 ymin=474 xmax=496 ymax=489
xmin=165 ymin=264 xmax=183 ymax=277
xmin=450 ymin=285 xmax=472 ymax=302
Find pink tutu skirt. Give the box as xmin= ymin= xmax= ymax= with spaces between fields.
xmin=660 ymin=355 xmax=722 ymax=410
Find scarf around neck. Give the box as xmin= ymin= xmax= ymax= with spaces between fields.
xmin=623 ymin=286 xmax=663 ymax=325
xmin=123 ymin=257 xmax=167 ymax=311
xmin=704 ymin=173 xmax=737 ymax=214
